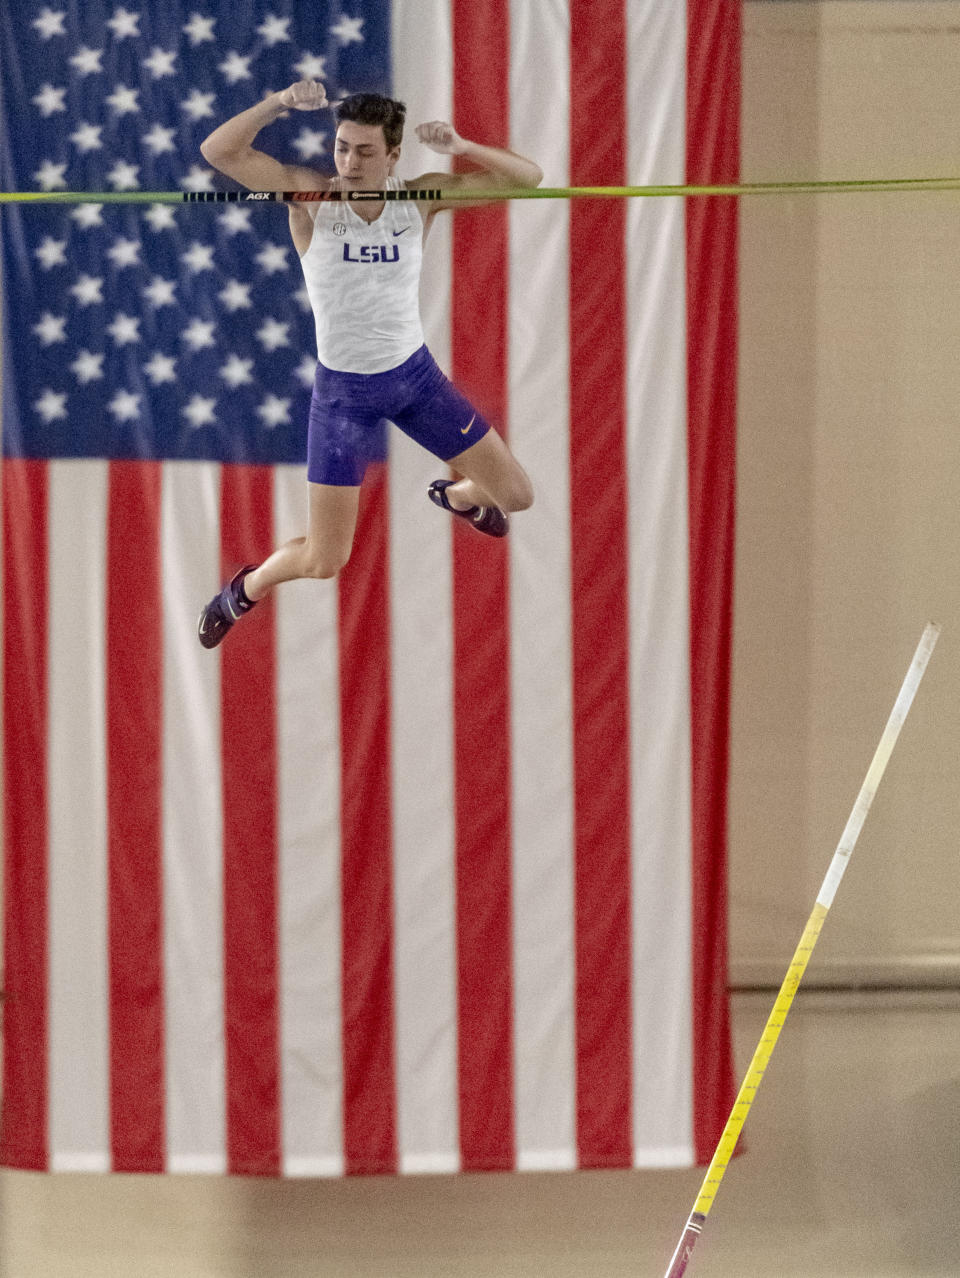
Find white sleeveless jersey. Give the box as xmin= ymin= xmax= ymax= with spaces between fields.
xmin=300 ymin=176 xmax=426 ymax=374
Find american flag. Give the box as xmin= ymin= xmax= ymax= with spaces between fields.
xmin=1 ymin=0 xmax=739 ymax=1175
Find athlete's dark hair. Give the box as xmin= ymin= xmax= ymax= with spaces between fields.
xmin=335 ymin=94 xmax=406 ymax=151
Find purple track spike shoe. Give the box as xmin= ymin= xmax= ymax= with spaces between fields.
xmin=427 ymin=479 xmax=509 ymax=538
xmin=198 ymin=565 xmax=258 ymax=649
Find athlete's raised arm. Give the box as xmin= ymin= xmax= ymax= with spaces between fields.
xmin=200 ymin=81 xmax=331 ymax=192
xmin=408 ymin=121 xmax=542 ymax=209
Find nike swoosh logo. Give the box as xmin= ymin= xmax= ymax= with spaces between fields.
xmin=460 ymin=414 xmax=476 ymax=435
xmin=393 ymin=227 xmax=410 ymax=237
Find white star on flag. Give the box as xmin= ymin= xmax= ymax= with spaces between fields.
xmin=182 ymin=318 xmax=217 ymax=351
xmin=34 ymin=237 xmax=68 ymax=269
xmin=34 ymin=160 xmax=68 ymax=191
xmin=107 ymin=313 xmax=142 ymax=345
xmin=330 ymin=15 xmax=364 ymax=45
xmin=256 ymin=318 xmax=291 ymax=352
xmin=70 ymin=122 xmax=104 ymax=153
xmin=293 ymin=128 xmax=327 ymax=160
xmin=182 ymin=13 xmax=216 ymax=45
xmin=106 ymin=7 xmax=141 ymax=39
xmin=181 ymin=242 xmax=216 ymax=273
xmin=143 ymin=204 xmax=177 ymax=231
xmin=108 ymin=390 xmax=141 ymax=422
xmin=33 ymin=312 xmax=68 ymax=345
xmin=31 ymin=8 xmax=67 ymax=40
xmin=179 ymin=165 xmax=216 ymax=192
xmin=255 ymin=243 xmax=289 ymax=275
xmin=218 ymin=280 xmax=253 ymax=311
xmin=220 ymin=354 xmax=255 ymax=388
xmin=257 ymin=395 xmax=292 ymax=428
xmin=107 ymin=160 xmax=140 ymax=190
xmin=180 ymin=90 xmax=216 ymax=121
xmin=71 ymin=204 xmax=105 ymax=228
xmin=294 ymin=284 xmax=311 ymax=312
xmin=70 ymin=275 xmax=105 ymax=306
xmin=106 ymin=237 xmax=142 ymax=268
xmin=142 ymin=124 xmax=177 ymax=155
xmin=219 ymin=52 xmax=254 ymax=85
xmin=70 ymin=350 xmax=106 ymax=384
xmin=144 ymin=352 xmax=178 ymax=385
xmin=257 ymin=15 xmax=291 ymax=45
xmin=31 ymin=84 xmax=67 ymax=117
xmin=142 ymin=276 xmax=178 ymax=307
xmin=219 ymin=207 xmax=253 ymax=234
xmin=69 ymin=46 xmax=105 ymax=76
xmin=34 ymin=389 xmax=69 ymax=423
xmin=143 ymin=48 xmax=177 ymax=79
xmin=183 ymin=394 xmax=217 ymax=428
xmin=295 ymin=354 xmax=317 ymax=387
xmin=293 ymin=53 xmax=327 ymax=80
xmin=105 ymin=84 xmax=140 ymax=115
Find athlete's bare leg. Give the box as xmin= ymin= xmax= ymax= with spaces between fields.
xmin=243 ymin=481 xmax=361 ymax=601
xmin=442 ymin=429 xmax=533 ymax=513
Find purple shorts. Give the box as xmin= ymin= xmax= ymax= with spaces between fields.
xmin=306 ymin=345 xmax=491 ymax=487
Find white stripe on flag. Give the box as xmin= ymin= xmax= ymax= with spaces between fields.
xmin=162 ymin=461 xmax=226 ymax=1174
xmin=508 ymin=0 xmax=577 ymax=1172
xmin=388 ymin=428 xmax=460 ymax=1176
xmin=626 ymin=0 xmax=694 ymax=1165
xmin=274 ymin=467 xmax=346 ymax=1179
xmin=391 ymin=0 xmax=460 ymax=1176
xmin=392 ymin=0 xmax=453 ymax=368
xmin=48 ymin=459 xmax=110 ymax=1172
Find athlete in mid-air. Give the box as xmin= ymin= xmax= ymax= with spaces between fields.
xmin=197 ymin=80 xmax=541 ymax=648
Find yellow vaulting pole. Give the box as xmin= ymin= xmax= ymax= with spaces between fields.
xmin=662 ymin=622 xmax=941 ymax=1278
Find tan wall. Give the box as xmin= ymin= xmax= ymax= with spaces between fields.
xmin=733 ymin=0 xmax=960 ymax=985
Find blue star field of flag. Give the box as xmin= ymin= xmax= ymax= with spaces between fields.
xmin=1 ymin=2 xmax=391 ymax=464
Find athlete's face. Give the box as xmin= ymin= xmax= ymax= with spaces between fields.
xmin=334 ymin=121 xmax=400 ymax=188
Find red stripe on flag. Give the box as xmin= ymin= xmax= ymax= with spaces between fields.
xmin=337 ymin=468 xmax=398 ymax=1174
xmin=686 ymin=0 xmax=740 ymax=1162
xmin=220 ymin=464 xmax=281 ymax=1175
xmin=106 ymin=461 xmax=166 ymax=1172
xmin=1 ymin=459 xmax=49 ymax=1171
xmin=568 ymin=0 xmax=634 ymax=1168
xmin=451 ymin=0 xmax=516 ymax=1172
